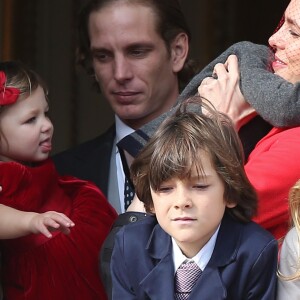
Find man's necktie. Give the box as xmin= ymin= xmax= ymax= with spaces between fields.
xmin=124 ymin=176 xmax=134 ymax=210
xmin=117 ymin=143 xmax=135 ymax=210
xmin=117 ymin=132 xmax=145 ymax=157
xmin=174 ymin=260 xmax=202 ymax=300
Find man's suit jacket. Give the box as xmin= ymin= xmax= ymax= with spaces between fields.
xmin=111 ymin=213 xmax=278 ymax=300
xmin=52 ymin=125 xmax=115 ymax=197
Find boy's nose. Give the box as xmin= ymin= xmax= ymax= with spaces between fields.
xmin=174 ymin=189 xmax=192 ymax=209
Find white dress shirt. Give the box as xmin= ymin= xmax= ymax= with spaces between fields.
xmin=172 ymin=225 xmax=220 ymax=273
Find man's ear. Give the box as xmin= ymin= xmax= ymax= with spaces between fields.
xmin=170 ymin=32 xmax=189 ymax=73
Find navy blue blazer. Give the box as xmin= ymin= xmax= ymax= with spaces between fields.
xmin=52 ymin=125 xmax=115 ymax=197
xmin=111 ymin=213 xmax=278 ymax=299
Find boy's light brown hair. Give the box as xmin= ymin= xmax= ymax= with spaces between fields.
xmin=131 ymin=97 xmax=257 ymax=222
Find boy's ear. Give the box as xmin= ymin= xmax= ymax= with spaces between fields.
xmin=170 ymin=32 xmax=189 ymax=73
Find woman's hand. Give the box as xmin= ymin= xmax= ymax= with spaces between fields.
xmin=198 ymin=55 xmax=257 ymax=130
xmin=28 ymin=211 xmax=75 ymax=238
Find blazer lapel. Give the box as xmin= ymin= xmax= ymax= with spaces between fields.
xmin=138 ymin=214 xmax=242 ymax=299
xmin=191 ymin=213 xmax=243 ymax=299
xmin=89 ymin=125 xmax=115 ymax=195
xmin=189 ymin=266 xmax=227 ymax=299
xmin=209 ymin=213 xmax=242 ymax=267
xmin=139 ymin=225 xmax=176 ymax=299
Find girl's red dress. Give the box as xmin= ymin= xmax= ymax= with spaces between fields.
xmin=0 ymin=159 xmax=117 ymax=299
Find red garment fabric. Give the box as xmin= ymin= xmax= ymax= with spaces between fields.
xmin=0 ymin=159 xmax=117 ymax=300
xmin=246 ymin=127 xmax=300 ymax=240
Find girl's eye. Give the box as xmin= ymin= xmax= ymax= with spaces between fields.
xmin=25 ymin=117 xmax=36 ymax=124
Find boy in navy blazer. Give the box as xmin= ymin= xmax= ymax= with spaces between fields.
xmin=111 ymin=98 xmax=278 ymax=299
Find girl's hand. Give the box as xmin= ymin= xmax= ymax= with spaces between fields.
xmin=29 ymin=211 xmax=75 ymax=238
xmin=198 ymin=55 xmax=257 ymax=130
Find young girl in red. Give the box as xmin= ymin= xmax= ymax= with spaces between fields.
xmin=0 ymin=61 xmax=117 ymax=299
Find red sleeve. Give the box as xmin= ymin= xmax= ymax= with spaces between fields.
xmin=245 ymin=127 xmax=300 ymax=239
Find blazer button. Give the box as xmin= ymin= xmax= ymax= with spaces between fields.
xmin=129 ymin=215 xmax=138 ymax=223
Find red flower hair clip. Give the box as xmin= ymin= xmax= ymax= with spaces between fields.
xmin=0 ymin=71 xmax=20 ymax=106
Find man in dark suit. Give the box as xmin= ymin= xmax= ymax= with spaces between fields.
xmin=53 ymin=2 xmax=274 ymax=298
xmin=53 ymin=0 xmax=195 ymax=214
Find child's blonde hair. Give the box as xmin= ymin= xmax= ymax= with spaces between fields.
xmin=279 ymin=180 xmax=300 ymax=281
